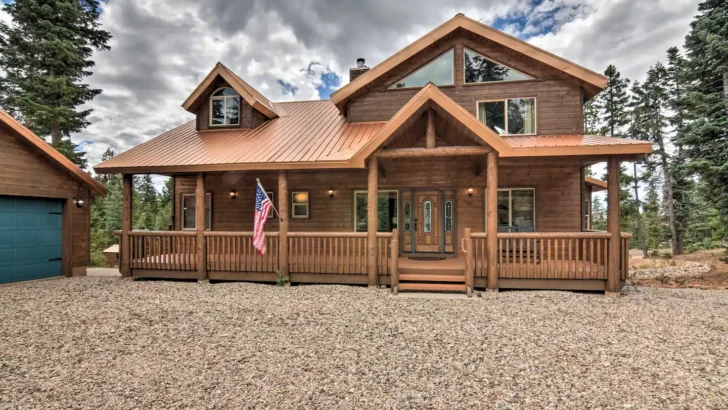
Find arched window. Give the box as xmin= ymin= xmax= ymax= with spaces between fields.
xmin=210 ymin=87 xmax=240 ymax=126
xmin=444 ymin=201 xmax=453 ymax=232
xmin=423 ymin=201 xmax=432 ymax=233
xmin=403 ymin=201 xmax=411 ymax=232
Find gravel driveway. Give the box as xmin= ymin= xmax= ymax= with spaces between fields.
xmin=1 ymin=278 xmax=727 ymax=409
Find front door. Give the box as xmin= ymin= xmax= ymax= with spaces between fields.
xmin=414 ymin=190 xmax=441 ymax=253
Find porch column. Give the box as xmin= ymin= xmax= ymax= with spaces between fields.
xmin=367 ymin=157 xmax=379 ymax=287
xmin=120 ymin=174 xmax=133 ymax=278
xmin=486 ymin=151 xmax=498 ymax=291
xmin=278 ymin=170 xmax=289 ymax=280
xmin=606 ymin=157 xmax=621 ymax=296
xmin=196 ymin=173 xmax=207 ymax=280
xmin=425 ymin=108 xmax=436 ymax=149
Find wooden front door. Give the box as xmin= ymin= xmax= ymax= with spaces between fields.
xmin=415 ymin=190 xmax=441 ymax=253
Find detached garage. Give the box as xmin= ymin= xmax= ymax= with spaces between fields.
xmin=0 ymin=110 xmax=106 ymax=284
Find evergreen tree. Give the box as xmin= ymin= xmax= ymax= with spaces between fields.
xmin=583 ymin=98 xmax=602 ymax=134
xmin=642 ymin=180 xmax=667 ymax=250
xmin=626 ymin=81 xmax=650 ymax=257
xmin=0 ymin=0 xmax=111 ymax=168
xmin=591 ymin=196 xmax=607 ymax=231
xmin=678 ymin=0 xmax=728 ymax=250
xmin=596 ymin=65 xmax=631 ymax=137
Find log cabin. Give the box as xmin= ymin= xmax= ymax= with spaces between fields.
xmin=95 ymin=14 xmax=651 ymax=296
xmin=0 ymin=110 xmax=107 ymax=284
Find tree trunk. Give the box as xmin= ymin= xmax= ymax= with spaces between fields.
xmin=656 ymin=137 xmax=681 ymax=255
xmin=633 ymin=163 xmax=648 ymax=257
xmin=50 ymin=123 xmax=61 ymax=145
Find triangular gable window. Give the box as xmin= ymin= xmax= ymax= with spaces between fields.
xmin=389 ymin=49 xmax=454 ymax=89
xmin=464 ymin=48 xmax=532 ymax=84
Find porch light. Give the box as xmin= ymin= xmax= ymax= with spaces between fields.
xmin=328 ymin=188 xmax=334 ymax=198
xmin=229 ymin=189 xmax=238 ymax=199
xmin=468 ymin=187 xmax=473 ymax=197
xmin=74 ymin=198 xmax=84 ymax=208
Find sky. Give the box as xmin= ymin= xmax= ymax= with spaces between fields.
xmin=0 ymin=0 xmax=702 ymax=174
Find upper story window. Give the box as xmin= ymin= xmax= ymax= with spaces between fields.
xmin=477 ymin=98 xmax=536 ymax=135
xmin=210 ymin=87 xmax=240 ymax=126
xmin=464 ymin=48 xmax=532 ymax=84
xmin=389 ymin=49 xmax=454 ymax=89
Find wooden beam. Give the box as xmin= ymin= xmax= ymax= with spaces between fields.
xmin=278 ymin=170 xmax=289 ymax=280
xmin=426 ymin=108 xmax=436 ymax=149
xmin=367 ymin=157 xmax=379 ymax=287
xmin=377 ymin=163 xmax=386 ymax=179
xmin=375 ymin=146 xmax=491 ymax=159
xmin=120 ymin=174 xmax=133 ymax=278
xmin=486 ymin=152 xmax=498 ymax=291
xmin=464 ymin=228 xmax=474 ymax=296
xmin=580 ymin=166 xmax=587 ymax=231
xmin=196 ymin=173 xmax=207 ymax=280
xmin=606 ymin=156 xmax=621 ymax=296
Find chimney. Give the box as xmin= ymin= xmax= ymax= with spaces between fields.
xmin=349 ymin=58 xmax=369 ymax=82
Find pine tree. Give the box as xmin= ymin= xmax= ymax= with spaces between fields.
xmin=642 ymin=179 xmax=667 ymax=250
xmin=679 ymin=0 xmax=728 ymax=250
xmin=136 ymin=175 xmax=158 ymax=230
xmin=596 ymin=65 xmax=631 ymax=137
xmin=0 ymin=0 xmax=111 ymax=168
xmin=627 ymin=81 xmax=650 ymax=257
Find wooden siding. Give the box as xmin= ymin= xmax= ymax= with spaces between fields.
xmin=347 ymin=30 xmax=583 ymax=135
xmin=0 ymin=127 xmax=91 ymax=270
xmin=173 ymin=157 xmax=582 ymax=255
xmin=195 ymin=78 xmax=257 ymax=131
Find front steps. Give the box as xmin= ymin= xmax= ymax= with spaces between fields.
xmin=393 ymin=259 xmax=471 ymax=296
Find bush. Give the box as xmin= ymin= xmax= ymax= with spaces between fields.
xmin=90 ymin=249 xmax=108 ymax=267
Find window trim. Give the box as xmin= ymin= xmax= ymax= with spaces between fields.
xmin=181 ymin=193 xmax=212 ymax=231
xmin=476 ymin=97 xmax=538 ymax=136
xmin=462 ymin=47 xmax=534 ymax=85
xmin=209 ymin=87 xmax=241 ymax=127
xmin=485 ymin=187 xmax=536 ymax=231
xmin=353 ymin=190 xmax=399 ymax=232
xmin=387 ymin=49 xmax=455 ymax=90
xmin=291 ymin=191 xmax=310 ymax=219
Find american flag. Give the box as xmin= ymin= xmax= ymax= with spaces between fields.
xmin=253 ymin=181 xmax=273 ymax=255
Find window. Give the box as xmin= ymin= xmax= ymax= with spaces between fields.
xmin=403 ymin=201 xmax=411 ymax=232
xmin=477 ymin=98 xmax=536 ymax=135
xmin=267 ymin=191 xmax=275 ymax=219
xmin=389 ymin=49 xmax=454 ymax=89
xmin=182 ymin=193 xmax=212 ymax=230
xmin=464 ymin=48 xmax=532 ymax=84
xmin=487 ymin=188 xmax=535 ymax=231
xmin=354 ymin=191 xmax=398 ymax=232
xmin=584 ymin=199 xmax=591 ymax=230
xmin=423 ymin=201 xmax=432 ymax=233
xmin=444 ymin=201 xmax=453 ymax=232
xmin=210 ymin=87 xmax=240 ymax=126
xmin=291 ymin=191 xmax=309 ymax=219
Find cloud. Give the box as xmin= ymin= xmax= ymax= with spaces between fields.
xmin=0 ymin=0 xmax=701 ymax=174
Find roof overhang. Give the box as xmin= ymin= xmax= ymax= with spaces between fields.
xmin=330 ymin=14 xmax=608 ymax=113
xmin=181 ymin=62 xmax=280 ymax=119
xmin=585 ymin=176 xmax=608 ymax=191
xmin=0 ymin=110 xmax=107 ymax=196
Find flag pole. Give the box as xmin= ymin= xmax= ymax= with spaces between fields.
xmin=257 ymin=178 xmax=283 ymax=222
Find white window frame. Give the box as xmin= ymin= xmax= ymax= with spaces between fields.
xmin=476 ymin=97 xmax=537 ymax=136
xmin=484 ymin=188 xmax=536 ymax=230
xmin=209 ymin=87 xmax=241 ymax=127
xmin=353 ymin=190 xmax=399 ymax=232
xmin=388 ymin=49 xmax=455 ymax=90
xmin=462 ymin=47 xmax=533 ymax=85
xmin=181 ymin=193 xmax=212 ymax=230
xmin=291 ymin=191 xmax=309 ymax=219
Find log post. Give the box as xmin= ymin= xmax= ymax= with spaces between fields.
xmin=278 ymin=170 xmax=289 ymax=281
xmin=464 ymin=228 xmax=474 ymax=297
xmin=196 ymin=173 xmax=207 ymax=280
xmin=606 ymin=156 xmax=621 ymax=296
xmin=486 ymin=151 xmax=499 ymax=291
xmin=367 ymin=157 xmax=379 ymax=287
xmin=391 ymin=228 xmax=399 ymax=295
xmin=426 ymin=108 xmax=436 ymax=149
xmin=120 ymin=174 xmax=133 ymax=278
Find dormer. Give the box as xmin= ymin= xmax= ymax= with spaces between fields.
xmin=181 ymin=62 xmax=280 ymax=131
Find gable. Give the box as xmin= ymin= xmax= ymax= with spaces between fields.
xmin=331 ymin=14 xmax=606 ymax=112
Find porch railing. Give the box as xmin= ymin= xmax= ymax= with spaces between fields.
xmin=205 ymin=232 xmax=279 ymax=273
xmin=289 ymin=232 xmax=367 ymax=274
xmin=128 ymin=231 xmax=197 ymax=271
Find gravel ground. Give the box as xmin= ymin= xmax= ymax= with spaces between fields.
xmin=631 ymin=260 xmax=711 ymax=280
xmin=1 ymin=278 xmax=727 ymax=409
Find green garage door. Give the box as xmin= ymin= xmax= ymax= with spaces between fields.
xmin=0 ymin=196 xmax=63 ymax=284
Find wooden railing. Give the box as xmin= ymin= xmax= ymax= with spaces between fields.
xmin=128 ymin=231 xmax=197 ymax=271
xmin=288 ymin=232 xmax=368 ymax=274
xmin=377 ymin=232 xmax=394 ymax=276
xmin=205 ymin=232 xmax=279 ymax=273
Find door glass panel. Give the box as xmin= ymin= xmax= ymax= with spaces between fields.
xmin=444 ymin=201 xmax=453 ymax=232
xmin=511 ymin=190 xmax=535 ymax=229
xmin=403 ymin=201 xmax=411 ymax=232
xmin=497 ymin=191 xmax=510 ymax=228
xmin=423 ymin=201 xmax=432 ymax=233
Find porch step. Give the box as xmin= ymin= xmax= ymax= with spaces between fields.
xmin=398 ymin=283 xmax=468 ymax=292
xmin=399 ymin=267 xmax=465 ymax=276
xmin=399 ymin=274 xmax=465 ymax=283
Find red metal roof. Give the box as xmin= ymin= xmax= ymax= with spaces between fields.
xmin=507 ymin=134 xmax=651 ymax=148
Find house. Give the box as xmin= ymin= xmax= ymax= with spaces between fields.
xmin=95 ymin=14 xmax=651 ymax=296
xmin=0 ymin=110 xmax=107 ymax=284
